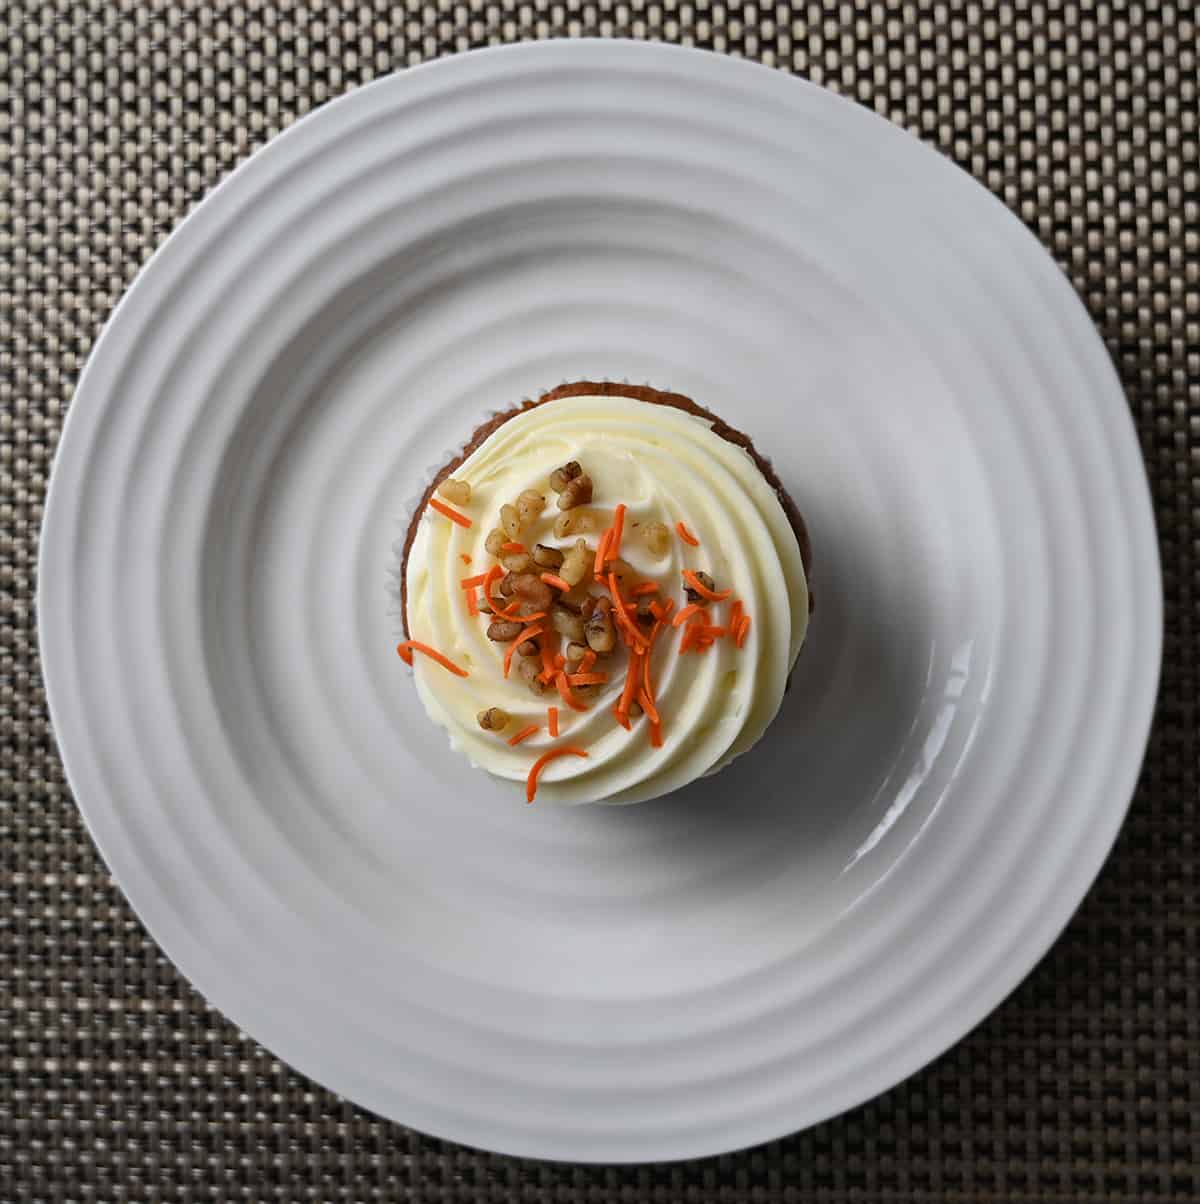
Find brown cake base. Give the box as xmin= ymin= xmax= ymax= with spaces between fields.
xmin=401 ymin=381 xmax=812 ymax=636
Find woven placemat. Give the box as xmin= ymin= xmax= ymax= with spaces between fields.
xmin=2 ymin=2 xmax=1196 ymax=1200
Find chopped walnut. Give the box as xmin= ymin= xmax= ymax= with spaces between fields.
xmin=487 ymin=619 xmax=523 ymax=642
xmin=585 ymin=596 xmax=616 ymax=653
xmin=531 ymin=543 xmax=564 ymax=570
xmin=484 ymin=528 xmax=505 ymax=558
xmin=548 ymin=461 xmax=582 ymax=493
xmin=516 ymin=489 xmax=546 ymax=525
xmin=499 ymin=503 xmax=521 ymax=541
xmin=516 ymin=655 xmax=549 ymax=696
xmin=556 ymin=473 xmax=593 ymax=511
xmin=500 ymin=549 xmax=532 ymax=574
xmin=550 ymin=606 xmax=586 ymax=643
xmin=438 ymin=478 xmax=471 ymax=506
xmin=511 ymin=574 xmax=553 ymax=612
xmin=477 ymin=707 xmax=509 ymax=731
xmin=558 ymin=538 xmax=592 ymax=587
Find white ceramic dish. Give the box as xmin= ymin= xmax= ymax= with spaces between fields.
xmin=38 ymin=41 xmax=1161 ymax=1162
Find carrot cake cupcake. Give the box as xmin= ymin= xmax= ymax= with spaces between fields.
xmin=397 ymin=382 xmax=811 ymax=805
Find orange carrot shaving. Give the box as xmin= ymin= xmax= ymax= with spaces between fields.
xmin=483 ymin=564 xmax=525 ymax=621
xmin=676 ymin=521 xmax=699 ymax=546
xmin=567 ymin=672 xmax=608 ymax=686
xmin=396 ymin=641 xmax=468 ymax=677
xmin=637 ymin=688 xmax=660 ymax=726
xmin=460 ymin=553 xmax=472 ymax=565
xmin=693 ymin=625 xmax=727 ymax=639
xmin=579 ymin=649 xmax=598 ymax=673
xmin=642 ymin=644 xmax=655 ymax=702
xmin=555 ymin=672 xmax=590 ymax=712
xmin=649 ymin=600 xmax=665 ymax=620
xmin=631 ymin=581 xmax=659 ymax=597
xmin=616 ymin=651 xmax=642 ymax=721
xmin=526 ymin=747 xmax=588 ymax=803
xmin=649 ymin=722 xmax=664 ymax=748
xmin=608 ymin=573 xmax=648 ymax=651
xmin=503 ymin=624 xmax=545 ymax=678
xmin=593 ymin=528 xmax=612 ymax=576
xmin=514 ymin=612 xmax=547 ymax=624
xmin=735 ymin=614 xmax=751 ymax=648
xmin=672 ymin=603 xmax=707 ymax=628
xmin=508 ymin=724 xmax=539 ymax=746
xmin=429 ymin=497 xmax=472 ymax=527
xmin=547 ymin=706 xmax=559 ymax=738
xmin=460 ymin=571 xmax=490 ymax=589
xmin=661 ymin=598 xmax=676 ymax=620
xmin=727 ymin=599 xmax=744 ymax=641
xmin=555 ymin=652 xmax=566 ymax=669
xmin=500 ymin=541 xmax=526 ymax=554
xmin=540 ymin=572 xmax=572 ymax=592
xmin=612 ymin=703 xmax=632 ymax=731
xmin=682 ymin=570 xmax=733 ymax=602
xmin=465 ymin=589 xmax=479 ymax=617
xmin=609 ymin=504 xmax=627 ymax=560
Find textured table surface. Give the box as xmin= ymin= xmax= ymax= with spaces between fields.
xmin=2 ymin=2 xmax=1197 ymax=1200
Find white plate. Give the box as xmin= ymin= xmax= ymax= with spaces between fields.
xmin=39 ymin=41 xmax=1161 ymax=1162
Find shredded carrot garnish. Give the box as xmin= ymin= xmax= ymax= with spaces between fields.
xmin=631 ymin=581 xmax=659 ymax=597
xmin=637 ymin=688 xmax=661 ymax=726
xmin=429 ymin=497 xmax=472 ymax=527
xmin=460 ymin=571 xmax=490 ymax=589
xmin=483 ymin=564 xmax=525 ymax=621
xmin=547 ymin=706 xmax=559 ymax=738
xmin=728 ymin=599 xmax=744 ymax=641
xmin=500 ymin=541 xmax=526 ymax=554
xmin=593 ymin=528 xmax=612 ymax=576
xmin=642 ymin=644 xmax=655 ymax=702
xmin=396 ymin=641 xmax=469 ymax=677
xmin=616 ymin=651 xmax=642 ymax=720
xmin=579 ymin=649 xmax=597 ymax=673
xmin=555 ymin=672 xmax=590 ymax=712
xmin=554 ymin=652 xmax=566 ymax=669
xmin=526 ymin=747 xmax=588 ymax=803
xmin=661 ymin=598 xmax=676 ymax=620
xmin=460 ymin=553 xmax=472 ymax=565
xmin=609 ymin=504 xmax=627 ymax=561
xmin=567 ymin=672 xmax=608 ymax=686
xmin=514 ymin=611 xmax=546 ymax=624
xmin=465 ymin=589 xmax=479 ymax=617
xmin=612 ymin=702 xmax=632 ymax=731
xmin=682 ymin=570 xmax=733 ymax=602
xmin=540 ymin=572 xmax=571 ymax=592
xmin=672 ymin=603 xmax=707 ymax=628
xmin=503 ymin=624 xmax=545 ymax=678
xmin=649 ymin=722 xmax=664 ymax=748
xmin=507 ymin=723 xmax=539 ymax=746
xmin=649 ymin=600 xmax=665 ymax=620
xmin=676 ymin=521 xmax=699 ymax=546
xmin=693 ymin=625 xmax=727 ymax=639
xmin=608 ymin=573 xmax=648 ymax=650
xmin=735 ymin=614 xmax=751 ymax=648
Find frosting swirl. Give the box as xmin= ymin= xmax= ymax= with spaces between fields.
xmin=404 ymin=394 xmax=809 ymax=805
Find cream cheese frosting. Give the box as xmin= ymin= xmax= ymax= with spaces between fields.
xmin=403 ymin=394 xmax=809 ymax=805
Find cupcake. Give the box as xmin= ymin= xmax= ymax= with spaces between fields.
xmin=398 ymin=382 xmax=811 ymax=805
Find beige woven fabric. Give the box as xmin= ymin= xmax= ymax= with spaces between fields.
xmin=2 ymin=2 xmax=1197 ymax=1199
